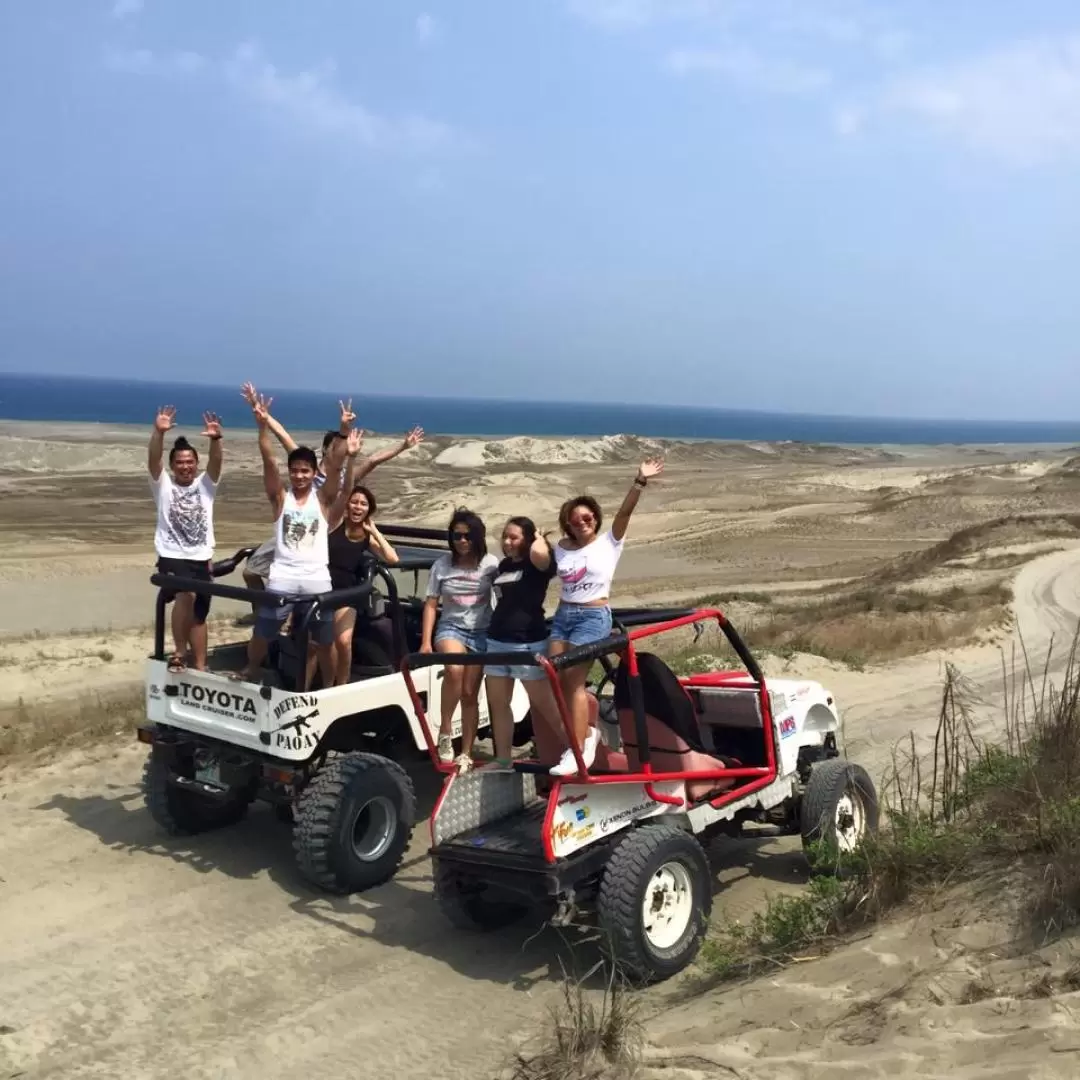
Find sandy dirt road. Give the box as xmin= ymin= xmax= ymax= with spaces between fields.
xmin=2 ymin=546 xmax=1080 ymax=1080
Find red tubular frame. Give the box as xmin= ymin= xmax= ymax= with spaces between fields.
xmin=400 ymin=608 xmax=782 ymax=829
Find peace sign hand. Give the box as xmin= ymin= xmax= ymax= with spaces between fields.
xmin=201 ymin=411 xmax=223 ymax=440
xmin=154 ymin=406 xmax=176 ymax=433
xmin=252 ymin=393 xmax=273 ymax=428
xmin=338 ymin=398 xmax=356 ymax=431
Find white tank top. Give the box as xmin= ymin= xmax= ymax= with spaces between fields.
xmin=267 ymin=488 xmax=331 ymax=591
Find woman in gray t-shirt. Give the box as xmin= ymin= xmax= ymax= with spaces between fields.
xmin=421 ymin=508 xmax=499 ymax=771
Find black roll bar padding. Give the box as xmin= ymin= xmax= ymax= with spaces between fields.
xmin=721 ymin=620 xmax=764 ymax=684
xmin=376 ymin=524 xmax=447 ymax=543
xmin=402 ymin=649 xmax=547 ymax=671
xmin=209 ymin=546 xmax=257 ymax=579
xmin=149 ymin=573 xmax=290 ymax=607
xmin=548 ymin=632 xmax=631 ymax=672
xmin=370 ymin=561 xmax=406 ymax=661
xmin=610 ymin=607 xmax=697 ymax=627
xmin=627 ymin=661 xmax=651 ymax=769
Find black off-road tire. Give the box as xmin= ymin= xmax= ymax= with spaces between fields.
xmin=432 ymin=858 xmax=530 ymax=932
xmin=293 ymin=752 xmax=416 ymax=894
xmin=596 ymin=823 xmax=711 ymax=985
xmin=142 ymin=748 xmax=250 ymax=835
xmin=800 ymin=757 xmax=879 ymax=874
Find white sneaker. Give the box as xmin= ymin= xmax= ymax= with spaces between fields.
xmin=437 ymin=734 xmax=454 ymax=764
xmin=549 ymin=728 xmax=599 ymax=777
xmin=454 ymin=754 xmax=473 ymax=775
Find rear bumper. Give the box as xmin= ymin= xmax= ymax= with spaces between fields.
xmin=431 ymin=837 xmax=615 ymax=900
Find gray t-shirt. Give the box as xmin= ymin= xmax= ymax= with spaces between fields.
xmin=427 ymin=552 xmax=500 ymax=632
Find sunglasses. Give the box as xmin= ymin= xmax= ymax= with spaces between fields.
xmin=452 ymin=531 xmax=471 ymax=541
xmin=569 ymin=514 xmax=594 ymax=526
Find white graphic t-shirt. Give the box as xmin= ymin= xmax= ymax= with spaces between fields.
xmin=268 ymin=488 xmax=331 ymax=593
xmin=553 ymin=530 xmax=624 ymax=604
xmin=427 ymin=553 xmax=500 ymax=632
xmin=151 ymin=471 xmax=217 ymax=561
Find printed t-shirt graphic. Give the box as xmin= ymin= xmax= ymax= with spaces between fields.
xmin=151 ymin=471 xmax=217 ymax=561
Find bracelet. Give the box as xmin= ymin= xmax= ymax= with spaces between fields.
xmin=634 ymin=477 xmax=647 ymax=488
xmin=207 ymin=434 xmax=223 ymax=441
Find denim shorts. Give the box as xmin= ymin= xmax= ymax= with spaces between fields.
xmin=254 ymin=600 xmax=335 ymax=646
xmin=434 ymin=624 xmax=488 ymax=654
xmin=549 ymin=603 xmax=613 ymax=647
xmin=485 ymin=638 xmax=548 ymax=681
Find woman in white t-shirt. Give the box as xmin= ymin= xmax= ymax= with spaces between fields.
xmin=546 ymin=457 xmax=664 ymax=776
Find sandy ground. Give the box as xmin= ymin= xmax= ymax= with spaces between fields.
xmin=3 ymin=422 xmax=1080 ymax=1077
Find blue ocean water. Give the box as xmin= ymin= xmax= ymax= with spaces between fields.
xmin=0 ymin=372 xmax=1076 ymax=445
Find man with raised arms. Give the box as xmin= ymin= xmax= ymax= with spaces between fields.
xmin=237 ymin=392 xmax=359 ymax=688
xmin=238 ymin=381 xmax=424 ymax=596
xmin=147 ymin=405 xmax=223 ymax=673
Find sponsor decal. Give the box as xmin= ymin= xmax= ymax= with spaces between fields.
xmin=575 ymin=807 xmax=591 ymax=822
xmin=558 ymin=793 xmax=588 ymax=806
xmin=148 ymin=683 xmax=162 ymax=701
xmin=779 ymin=715 xmax=797 ymax=739
xmin=598 ymin=800 xmax=659 ymax=834
xmin=572 ymin=824 xmax=595 ymax=843
xmin=176 ymin=681 xmax=257 ymax=723
xmin=554 ymin=820 xmax=575 ymax=844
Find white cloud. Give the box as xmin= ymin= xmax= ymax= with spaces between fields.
xmin=666 ymin=45 xmax=831 ymax=95
xmin=566 ymin=0 xmax=724 ymax=30
xmin=224 ymin=42 xmax=458 ymax=153
xmin=104 ymin=47 xmax=205 ymax=76
xmin=415 ymin=13 xmax=439 ymax=45
xmin=859 ymin=36 xmax=1080 ymax=166
xmin=111 ymin=0 xmax=144 ymax=19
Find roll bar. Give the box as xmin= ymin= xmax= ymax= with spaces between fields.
xmin=399 ymin=607 xmax=768 ymax=782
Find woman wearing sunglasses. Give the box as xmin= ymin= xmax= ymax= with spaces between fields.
xmin=420 ymin=508 xmax=499 ymax=770
xmin=546 ymin=458 xmax=665 ymax=776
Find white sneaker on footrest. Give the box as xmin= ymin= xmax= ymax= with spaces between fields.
xmin=549 ymin=728 xmax=599 ymax=777
xmin=437 ymin=734 xmax=454 ymax=764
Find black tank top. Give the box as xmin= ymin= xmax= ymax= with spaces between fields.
xmin=328 ymin=525 xmax=371 ymax=590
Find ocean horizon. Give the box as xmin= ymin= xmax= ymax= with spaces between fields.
xmin=0 ymin=372 xmax=1077 ymax=447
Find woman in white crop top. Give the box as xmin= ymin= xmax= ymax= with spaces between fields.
xmin=546 ymin=457 xmax=664 ymax=777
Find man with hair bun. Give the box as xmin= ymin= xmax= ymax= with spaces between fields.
xmin=147 ymin=404 xmax=224 ymax=672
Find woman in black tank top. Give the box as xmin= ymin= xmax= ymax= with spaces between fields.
xmin=327 ymin=485 xmax=399 ymax=686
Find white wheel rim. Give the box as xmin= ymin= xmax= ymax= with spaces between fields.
xmin=834 ymin=790 xmax=865 ymax=853
xmin=641 ymin=861 xmax=695 ymax=951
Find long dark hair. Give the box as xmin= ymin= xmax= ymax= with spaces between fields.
xmin=504 ymin=515 xmax=537 ymax=557
xmin=447 ymin=507 xmax=487 ymax=565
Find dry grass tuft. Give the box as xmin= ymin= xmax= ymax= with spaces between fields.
xmin=698 ymin=626 xmax=1080 ymax=982
xmin=505 ymin=963 xmax=643 ymax=1080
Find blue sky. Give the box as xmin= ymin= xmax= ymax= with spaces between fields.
xmin=2 ymin=1 xmax=1079 ymax=419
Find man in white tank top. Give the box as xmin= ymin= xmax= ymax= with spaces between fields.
xmin=237 ymin=393 xmax=359 ymax=687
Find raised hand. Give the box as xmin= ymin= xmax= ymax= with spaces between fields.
xmin=201 ymin=411 xmax=223 ymax=440
xmin=240 ymin=382 xmax=258 ymax=407
xmin=338 ymin=398 xmax=356 ymax=430
xmin=346 ymin=427 xmax=363 ymax=457
xmin=637 ymin=458 xmax=664 ymax=483
xmin=154 ymin=406 xmax=176 ymax=433
xmin=252 ymin=393 xmax=273 ymax=428
xmin=403 ymin=425 xmax=425 ymax=449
